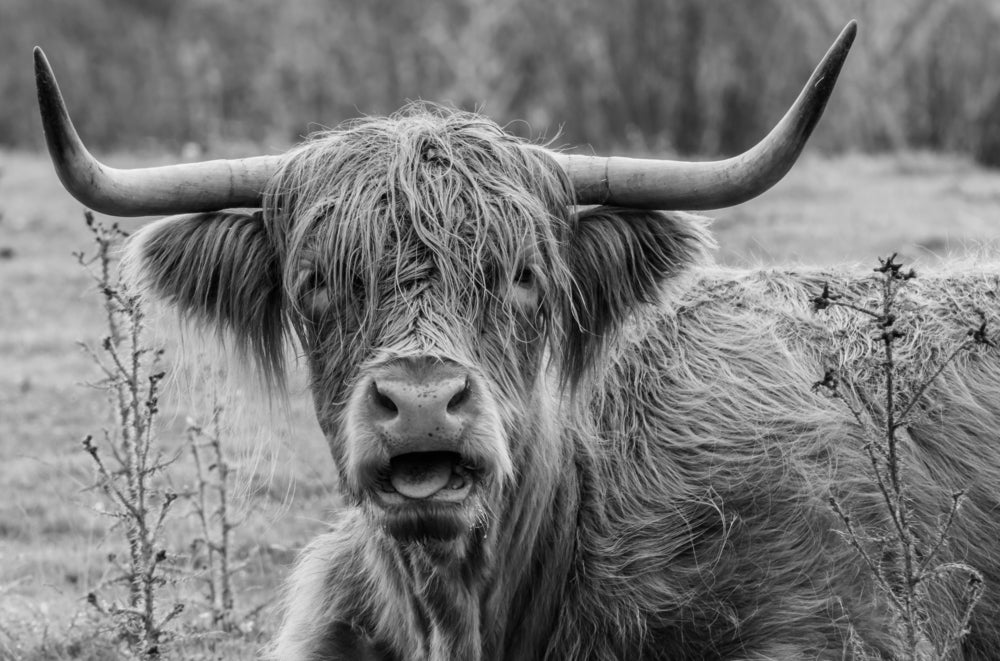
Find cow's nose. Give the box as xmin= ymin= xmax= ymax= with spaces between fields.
xmin=370 ymin=377 xmax=470 ymax=417
xmin=367 ymin=364 xmax=474 ymax=446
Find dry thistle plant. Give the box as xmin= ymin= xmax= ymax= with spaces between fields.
xmin=75 ymin=211 xmax=183 ymax=657
xmin=185 ymin=400 xmax=242 ymax=632
xmin=812 ymin=254 xmax=995 ymax=660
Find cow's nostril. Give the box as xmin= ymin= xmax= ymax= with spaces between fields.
xmin=447 ymin=379 xmax=471 ymax=412
xmin=370 ymin=381 xmax=399 ymax=414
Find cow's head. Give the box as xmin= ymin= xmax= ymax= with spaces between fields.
xmin=34 ymin=23 xmax=855 ymax=550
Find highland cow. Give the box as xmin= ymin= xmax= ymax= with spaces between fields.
xmin=34 ymin=22 xmax=1000 ymax=660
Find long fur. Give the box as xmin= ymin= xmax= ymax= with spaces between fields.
xmin=121 ymin=210 xmax=285 ymax=384
xmin=124 ymin=105 xmax=1000 ymax=660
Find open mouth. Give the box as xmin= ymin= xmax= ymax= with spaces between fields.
xmin=375 ymin=451 xmax=478 ymax=505
xmin=366 ymin=451 xmax=487 ymax=542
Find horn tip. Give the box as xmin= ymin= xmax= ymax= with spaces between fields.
xmin=33 ymin=46 xmax=49 ymax=72
xmin=34 ymin=46 xmax=57 ymax=92
xmin=820 ymin=20 xmax=858 ymax=79
xmin=841 ymin=20 xmax=858 ymax=45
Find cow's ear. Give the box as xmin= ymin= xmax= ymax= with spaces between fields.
xmin=563 ymin=208 xmax=708 ymax=381
xmin=123 ymin=210 xmax=286 ymax=380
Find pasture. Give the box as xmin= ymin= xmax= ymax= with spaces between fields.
xmin=1 ymin=147 xmax=999 ymax=659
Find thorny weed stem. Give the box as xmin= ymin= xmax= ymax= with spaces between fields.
xmin=812 ymin=253 xmax=992 ymax=659
xmin=77 ymin=212 xmax=182 ymax=657
xmin=187 ymin=400 xmax=241 ymax=631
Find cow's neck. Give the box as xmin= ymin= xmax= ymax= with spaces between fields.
xmin=485 ymin=396 xmax=584 ymax=658
xmin=393 ymin=540 xmax=488 ymax=661
xmin=489 ymin=435 xmax=583 ymax=658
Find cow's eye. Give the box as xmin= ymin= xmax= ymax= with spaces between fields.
xmin=514 ymin=267 xmax=534 ymax=288
xmin=299 ymin=271 xmax=330 ymax=315
xmin=511 ymin=265 xmax=539 ymax=310
xmin=350 ymin=275 xmax=368 ymax=302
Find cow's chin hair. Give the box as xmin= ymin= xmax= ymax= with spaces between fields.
xmin=366 ymin=498 xmax=487 ymax=551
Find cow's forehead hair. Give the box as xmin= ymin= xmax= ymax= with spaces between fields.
xmin=263 ymin=104 xmax=574 ymax=298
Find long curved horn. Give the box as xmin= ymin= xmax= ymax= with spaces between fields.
xmin=550 ymin=20 xmax=857 ymax=210
xmin=34 ymin=47 xmax=281 ymax=217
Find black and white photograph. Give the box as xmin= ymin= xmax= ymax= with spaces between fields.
xmin=3 ymin=1 xmax=1000 ymax=659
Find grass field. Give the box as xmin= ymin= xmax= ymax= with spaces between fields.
xmin=1 ymin=148 xmax=999 ymax=659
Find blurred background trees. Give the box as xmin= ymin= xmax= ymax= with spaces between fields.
xmin=1 ymin=0 xmax=999 ymax=165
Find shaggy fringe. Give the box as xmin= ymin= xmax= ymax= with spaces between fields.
xmin=263 ymin=102 xmax=576 ymax=403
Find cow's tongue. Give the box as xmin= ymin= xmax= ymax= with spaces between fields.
xmin=389 ymin=452 xmax=457 ymax=499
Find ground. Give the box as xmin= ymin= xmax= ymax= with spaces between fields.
xmin=1 ymin=149 xmax=998 ymax=659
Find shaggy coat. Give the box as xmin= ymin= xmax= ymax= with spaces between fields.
xmin=126 ymin=106 xmax=1000 ymax=660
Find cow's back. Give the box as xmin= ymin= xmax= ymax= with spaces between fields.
xmin=560 ymin=266 xmax=1000 ymax=659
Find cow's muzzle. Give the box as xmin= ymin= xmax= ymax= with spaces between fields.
xmin=347 ymin=357 xmax=506 ymax=540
